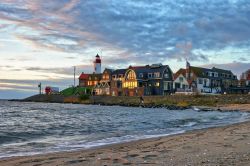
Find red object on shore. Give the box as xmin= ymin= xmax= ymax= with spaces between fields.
xmin=45 ymin=87 xmax=51 ymax=95
xmin=45 ymin=86 xmax=59 ymax=95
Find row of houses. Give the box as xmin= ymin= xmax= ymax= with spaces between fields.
xmin=78 ymin=54 xmax=250 ymax=96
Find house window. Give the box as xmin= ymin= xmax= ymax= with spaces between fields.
xmin=198 ymin=78 xmax=203 ymax=84
xmin=154 ymin=72 xmax=160 ymax=78
xmin=164 ymin=81 xmax=170 ymax=90
xmin=148 ymin=73 xmax=153 ymax=78
xmin=139 ymin=73 xmax=143 ymax=78
xmin=155 ymin=82 xmax=160 ymax=87
xmin=118 ymin=74 xmax=123 ymax=78
xmin=179 ymin=77 xmax=184 ymax=82
xmin=164 ymin=73 xmax=169 ymax=78
xmin=127 ymin=70 xmax=136 ymax=80
xmin=112 ymin=75 xmax=116 ymax=79
xmin=123 ymin=81 xmax=137 ymax=89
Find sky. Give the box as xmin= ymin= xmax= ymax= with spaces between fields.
xmin=0 ymin=0 xmax=250 ymax=99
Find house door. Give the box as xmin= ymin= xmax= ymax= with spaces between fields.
xmin=129 ymin=90 xmax=134 ymax=96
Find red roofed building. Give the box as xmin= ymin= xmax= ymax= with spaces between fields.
xmin=173 ymin=68 xmax=190 ymax=92
xmin=79 ymin=72 xmax=89 ymax=87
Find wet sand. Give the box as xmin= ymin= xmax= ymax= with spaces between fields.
xmin=1 ymin=104 xmax=250 ymax=166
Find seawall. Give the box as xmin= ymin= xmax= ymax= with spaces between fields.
xmin=22 ymin=94 xmax=250 ymax=109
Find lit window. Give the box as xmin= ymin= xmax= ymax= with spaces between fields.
xmin=127 ymin=70 xmax=136 ymax=80
xmin=123 ymin=81 xmax=138 ymax=89
xmin=155 ymin=82 xmax=160 ymax=87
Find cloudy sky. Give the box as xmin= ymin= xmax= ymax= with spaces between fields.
xmin=0 ymin=0 xmax=250 ymax=99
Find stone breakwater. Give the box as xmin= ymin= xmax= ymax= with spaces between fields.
xmin=21 ymin=94 xmax=250 ymax=110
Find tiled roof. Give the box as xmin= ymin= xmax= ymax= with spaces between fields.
xmin=88 ymin=73 xmax=102 ymax=80
xmin=174 ymin=68 xmax=186 ymax=80
xmin=79 ymin=73 xmax=89 ymax=79
xmin=112 ymin=69 xmax=127 ymax=75
xmin=211 ymin=67 xmax=233 ymax=75
xmin=128 ymin=64 xmax=173 ymax=79
xmin=189 ymin=66 xmax=236 ymax=80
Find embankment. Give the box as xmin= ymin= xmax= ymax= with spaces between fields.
xmin=22 ymin=94 xmax=250 ymax=109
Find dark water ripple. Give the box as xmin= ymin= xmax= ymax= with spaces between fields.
xmin=0 ymin=100 xmax=249 ymax=158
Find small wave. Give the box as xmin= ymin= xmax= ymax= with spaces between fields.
xmin=183 ymin=122 xmax=197 ymax=127
xmin=1 ymin=101 xmax=250 ymax=159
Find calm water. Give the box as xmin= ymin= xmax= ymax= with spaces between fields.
xmin=0 ymin=100 xmax=249 ymax=158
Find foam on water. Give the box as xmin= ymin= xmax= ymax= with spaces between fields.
xmin=0 ymin=101 xmax=250 ymax=158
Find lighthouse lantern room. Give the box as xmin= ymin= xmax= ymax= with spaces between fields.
xmin=94 ymin=54 xmax=101 ymax=74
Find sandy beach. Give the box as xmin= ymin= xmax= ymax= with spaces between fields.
xmin=1 ymin=104 xmax=250 ymax=166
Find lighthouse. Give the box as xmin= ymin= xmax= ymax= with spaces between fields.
xmin=94 ymin=54 xmax=101 ymax=73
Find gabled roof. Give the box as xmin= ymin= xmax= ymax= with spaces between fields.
xmin=211 ymin=67 xmax=233 ymax=75
xmin=112 ymin=69 xmax=127 ymax=75
xmin=189 ymin=66 xmax=237 ymax=80
xmin=103 ymin=68 xmax=115 ymax=73
xmin=88 ymin=73 xmax=102 ymax=80
xmin=189 ymin=66 xmax=207 ymax=78
xmin=174 ymin=68 xmax=186 ymax=80
xmin=79 ymin=73 xmax=89 ymax=80
xmin=128 ymin=64 xmax=173 ymax=80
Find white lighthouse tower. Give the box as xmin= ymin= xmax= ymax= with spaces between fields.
xmin=93 ymin=54 xmax=101 ymax=74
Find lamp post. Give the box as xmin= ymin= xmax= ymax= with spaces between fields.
xmin=38 ymin=82 xmax=42 ymax=95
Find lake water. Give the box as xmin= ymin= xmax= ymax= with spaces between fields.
xmin=0 ymin=100 xmax=249 ymax=158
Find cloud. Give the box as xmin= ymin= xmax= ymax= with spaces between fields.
xmin=1 ymin=0 xmax=249 ymax=65
xmin=1 ymin=0 xmax=250 ymax=99
xmin=25 ymin=64 xmax=93 ymax=76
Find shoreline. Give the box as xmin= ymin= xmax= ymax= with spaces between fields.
xmin=1 ymin=120 xmax=250 ymax=165
xmin=20 ymin=94 xmax=250 ymax=109
xmin=9 ymin=97 xmax=250 ymax=113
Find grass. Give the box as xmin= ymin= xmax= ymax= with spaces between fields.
xmin=60 ymin=87 xmax=92 ymax=97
